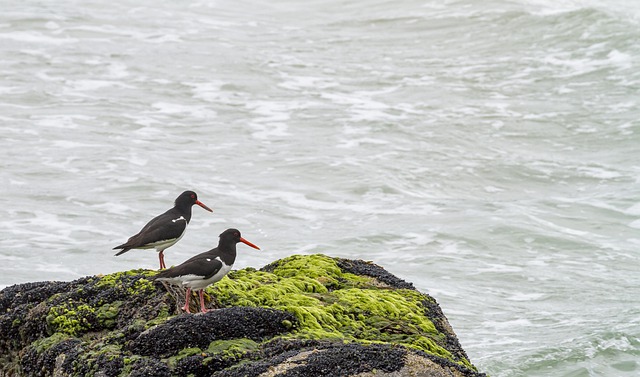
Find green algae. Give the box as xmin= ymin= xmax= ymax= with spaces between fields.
xmin=208 ymin=254 xmax=461 ymax=365
xmin=95 ymin=301 xmax=122 ymax=329
xmin=45 ymin=300 xmax=126 ymax=336
xmin=46 ymin=302 xmax=95 ymax=336
xmin=166 ymin=347 xmax=206 ymax=369
xmin=30 ymin=332 xmax=74 ymax=353
xmin=264 ymin=254 xmax=372 ymax=290
xmin=118 ymin=355 xmax=144 ymax=377
xmin=164 ymin=339 xmax=260 ymax=371
xmin=206 ymin=338 xmax=259 ymax=358
xmin=41 ymin=269 xmax=164 ymax=338
xmin=144 ymin=303 xmax=172 ymax=328
xmin=95 ymin=269 xmax=157 ymax=295
xmin=82 ymin=343 xmax=122 ymax=361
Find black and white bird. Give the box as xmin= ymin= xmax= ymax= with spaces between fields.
xmin=153 ymin=228 xmax=260 ymax=313
xmin=113 ymin=190 xmax=213 ymax=269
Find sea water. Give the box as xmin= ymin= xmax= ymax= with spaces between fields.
xmin=1 ymin=0 xmax=639 ymax=376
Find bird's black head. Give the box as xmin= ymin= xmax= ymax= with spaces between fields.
xmin=219 ymin=228 xmax=260 ymax=250
xmin=175 ymin=190 xmax=213 ymax=212
xmin=175 ymin=190 xmax=198 ymax=205
xmin=220 ymin=228 xmax=242 ymax=242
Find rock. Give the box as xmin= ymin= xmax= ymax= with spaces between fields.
xmin=0 ymin=254 xmax=486 ymax=377
xmin=130 ymin=307 xmax=296 ymax=357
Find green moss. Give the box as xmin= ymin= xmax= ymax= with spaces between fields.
xmin=83 ymin=343 xmax=122 ymax=359
xmin=118 ymin=355 xmax=143 ymax=377
xmin=95 ymin=301 xmax=122 ymax=329
xmin=46 ymin=302 xmax=96 ymax=336
xmin=166 ymin=347 xmax=206 ymax=369
xmin=206 ymin=338 xmax=259 ymax=358
xmin=144 ymin=303 xmax=173 ymax=328
xmin=265 ymin=254 xmax=371 ymax=290
xmin=95 ymin=269 xmax=157 ymax=295
xmin=30 ymin=332 xmax=74 ymax=353
xmin=208 ymin=254 xmax=460 ymax=365
xmin=162 ymin=339 xmax=259 ymax=371
xmin=102 ymin=329 xmax=125 ymax=344
xmin=131 ymin=277 xmax=156 ymax=295
xmin=46 ymin=300 xmax=124 ymax=336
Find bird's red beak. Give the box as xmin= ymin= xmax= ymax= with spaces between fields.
xmin=196 ymin=200 xmax=213 ymax=212
xmin=240 ymin=237 xmax=260 ymax=250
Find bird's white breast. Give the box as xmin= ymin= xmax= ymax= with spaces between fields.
xmin=148 ymin=230 xmax=186 ymax=252
xmin=164 ymin=257 xmax=233 ymax=291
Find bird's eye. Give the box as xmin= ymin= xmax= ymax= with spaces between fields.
xmin=191 ymin=194 xmax=195 ymax=199
xmin=235 ymin=232 xmax=240 ymax=237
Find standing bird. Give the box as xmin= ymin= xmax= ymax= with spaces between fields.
xmin=153 ymin=228 xmax=260 ymax=313
xmin=113 ymin=190 xmax=213 ymax=269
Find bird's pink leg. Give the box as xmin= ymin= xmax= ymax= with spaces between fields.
xmin=159 ymin=251 xmax=166 ymax=270
xmin=199 ymin=290 xmax=210 ymax=313
xmin=182 ymin=288 xmax=191 ymax=313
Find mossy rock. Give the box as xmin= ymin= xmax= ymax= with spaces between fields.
xmin=0 ymin=254 xmax=486 ymax=377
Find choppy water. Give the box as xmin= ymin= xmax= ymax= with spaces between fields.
xmin=1 ymin=0 xmax=639 ymax=375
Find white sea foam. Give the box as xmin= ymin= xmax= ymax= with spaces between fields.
xmin=506 ymin=292 xmax=547 ymax=302
xmin=278 ymin=73 xmax=338 ymax=91
xmin=68 ymin=79 xmax=124 ymax=91
xmin=0 ymin=31 xmax=77 ymax=45
xmin=185 ymin=81 xmax=224 ymax=102
xmin=624 ymin=203 xmax=640 ymax=215
xmin=51 ymin=140 xmax=101 ymax=149
xmin=150 ymin=102 xmax=217 ymax=118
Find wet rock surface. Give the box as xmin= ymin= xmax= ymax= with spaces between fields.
xmin=217 ymin=342 xmax=407 ymax=377
xmin=335 ymin=258 xmax=416 ymax=290
xmin=0 ymin=254 xmax=486 ymax=377
xmin=130 ymin=307 xmax=296 ymax=357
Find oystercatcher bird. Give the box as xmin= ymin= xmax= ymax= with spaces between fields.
xmin=153 ymin=228 xmax=260 ymax=313
xmin=113 ymin=190 xmax=213 ymax=269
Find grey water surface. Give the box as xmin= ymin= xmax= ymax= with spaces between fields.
xmin=1 ymin=0 xmax=639 ymax=376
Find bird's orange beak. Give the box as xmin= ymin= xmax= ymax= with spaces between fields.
xmin=196 ymin=200 xmax=213 ymax=212
xmin=240 ymin=237 xmax=260 ymax=250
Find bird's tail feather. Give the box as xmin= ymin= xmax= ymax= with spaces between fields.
xmin=114 ymin=247 xmax=131 ymax=256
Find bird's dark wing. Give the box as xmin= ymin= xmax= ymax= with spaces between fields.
xmin=155 ymin=255 xmax=223 ymax=281
xmin=113 ymin=208 xmax=187 ymax=250
xmin=181 ymin=247 xmax=221 ymax=265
